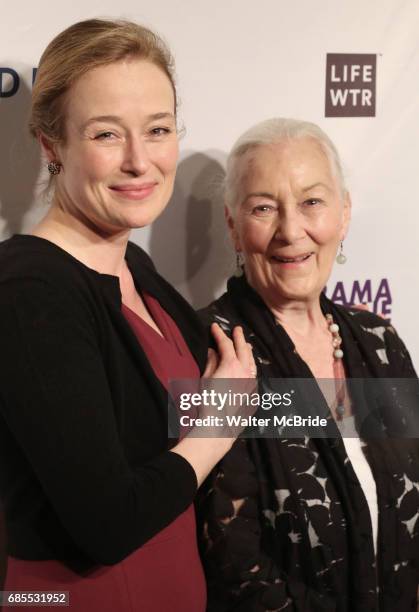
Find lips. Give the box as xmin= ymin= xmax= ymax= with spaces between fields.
xmin=271 ymin=252 xmax=313 ymax=263
xmin=109 ymin=182 xmax=158 ymax=200
xmin=110 ymin=182 xmax=157 ymax=192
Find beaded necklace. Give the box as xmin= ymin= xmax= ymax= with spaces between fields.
xmin=326 ymin=313 xmax=346 ymax=420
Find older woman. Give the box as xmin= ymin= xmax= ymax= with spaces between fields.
xmin=198 ymin=118 xmax=419 ymax=611
xmin=0 ymin=19 xmax=255 ymax=612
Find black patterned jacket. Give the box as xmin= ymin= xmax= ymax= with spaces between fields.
xmin=197 ymin=275 xmax=419 ymax=612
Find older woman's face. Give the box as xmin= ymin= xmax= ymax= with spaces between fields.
xmin=49 ymin=59 xmax=178 ymax=234
xmin=228 ymin=138 xmax=350 ymax=306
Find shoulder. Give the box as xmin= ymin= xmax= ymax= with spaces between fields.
xmin=0 ymin=236 xmax=108 ymax=330
xmin=334 ymin=302 xmax=395 ymax=343
xmin=332 ymin=302 xmax=417 ymax=376
xmin=0 ymin=235 xmax=95 ymax=291
xmin=335 ymin=302 xmax=392 ymax=331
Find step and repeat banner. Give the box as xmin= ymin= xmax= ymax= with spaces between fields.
xmin=1 ymin=0 xmax=418 ymax=366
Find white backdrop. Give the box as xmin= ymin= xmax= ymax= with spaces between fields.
xmin=1 ymin=0 xmax=418 ymax=366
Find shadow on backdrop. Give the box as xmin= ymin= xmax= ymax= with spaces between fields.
xmin=149 ymin=151 xmax=234 ymax=309
xmin=0 ymin=73 xmax=41 ymax=238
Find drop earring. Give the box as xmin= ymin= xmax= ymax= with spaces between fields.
xmin=235 ymin=252 xmax=244 ymax=277
xmin=336 ymin=241 xmax=347 ymax=264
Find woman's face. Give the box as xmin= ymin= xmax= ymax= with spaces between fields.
xmin=46 ymin=59 xmax=178 ymax=235
xmin=227 ymin=138 xmax=351 ymax=306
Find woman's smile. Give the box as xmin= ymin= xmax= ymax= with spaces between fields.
xmin=269 ymin=251 xmax=314 ymax=268
xmin=109 ymin=181 xmax=158 ymax=201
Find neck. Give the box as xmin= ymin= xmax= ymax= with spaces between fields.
xmin=270 ymin=299 xmax=326 ymax=336
xmin=245 ymin=276 xmax=326 ymax=335
xmin=30 ymin=203 xmax=130 ymax=277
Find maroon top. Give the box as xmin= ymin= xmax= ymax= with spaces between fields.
xmin=5 ymin=291 xmax=206 ymax=612
xmin=121 ymin=291 xmax=200 ymax=387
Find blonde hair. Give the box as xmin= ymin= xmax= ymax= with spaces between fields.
xmin=29 ymin=18 xmax=177 ymax=143
xmin=224 ymin=117 xmax=346 ymax=211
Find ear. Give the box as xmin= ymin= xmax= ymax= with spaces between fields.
xmin=225 ymin=205 xmax=241 ymax=252
xmin=38 ymin=132 xmax=60 ymax=163
xmin=341 ymin=190 xmax=352 ymax=240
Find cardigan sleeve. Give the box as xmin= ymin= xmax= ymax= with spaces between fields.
xmin=0 ymin=278 xmax=197 ymax=565
xmin=197 ymin=439 xmax=336 ymax=612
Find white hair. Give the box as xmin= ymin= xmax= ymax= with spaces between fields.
xmin=224 ymin=117 xmax=346 ymax=211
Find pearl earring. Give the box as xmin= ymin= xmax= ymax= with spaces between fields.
xmin=336 ymin=241 xmax=347 ymax=264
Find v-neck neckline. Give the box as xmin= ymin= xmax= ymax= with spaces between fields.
xmin=121 ymin=302 xmax=168 ymax=343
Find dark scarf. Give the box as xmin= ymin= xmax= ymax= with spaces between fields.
xmin=225 ymin=274 xmax=414 ymax=420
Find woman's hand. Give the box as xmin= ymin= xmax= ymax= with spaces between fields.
xmin=202 ymin=323 xmax=256 ymax=379
xmin=170 ymin=324 xmax=257 ymax=486
xmin=197 ymin=323 xmax=257 ymax=438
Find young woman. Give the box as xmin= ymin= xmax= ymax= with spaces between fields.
xmin=0 ymin=19 xmax=255 ymax=611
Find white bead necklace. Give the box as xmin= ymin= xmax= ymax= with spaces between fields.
xmin=325 ymin=313 xmax=344 ymax=359
xmin=325 ymin=313 xmax=346 ymax=419
xmin=277 ymin=311 xmax=347 ymax=420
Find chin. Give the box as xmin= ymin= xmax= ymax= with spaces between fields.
xmin=123 ymin=210 xmax=163 ymax=229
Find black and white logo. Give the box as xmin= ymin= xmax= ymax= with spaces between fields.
xmin=325 ymin=54 xmax=376 ymax=117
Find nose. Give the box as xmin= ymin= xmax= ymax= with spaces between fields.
xmin=121 ymin=136 xmax=151 ymax=176
xmin=273 ymin=207 xmax=305 ymax=244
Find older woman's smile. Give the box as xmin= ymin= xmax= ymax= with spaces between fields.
xmin=270 ymin=251 xmax=314 ymax=266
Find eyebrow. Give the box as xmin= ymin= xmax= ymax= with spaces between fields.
xmin=301 ymin=182 xmax=331 ymax=192
xmin=81 ymin=112 xmax=175 ymax=130
xmin=242 ymin=191 xmax=277 ymax=205
xmin=242 ymin=183 xmax=333 ymax=205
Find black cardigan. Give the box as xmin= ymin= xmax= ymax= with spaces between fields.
xmin=0 ymin=234 xmax=207 ymax=570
